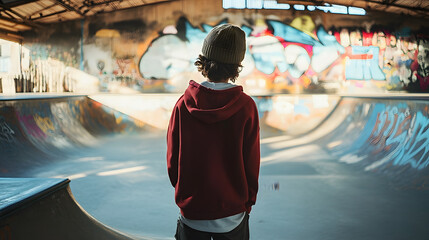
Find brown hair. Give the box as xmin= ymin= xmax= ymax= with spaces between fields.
xmin=194 ymin=55 xmax=243 ymax=83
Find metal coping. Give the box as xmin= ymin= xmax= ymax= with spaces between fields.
xmin=0 ymin=93 xmax=427 ymax=101
xmin=250 ymin=94 xmax=429 ymax=101
xmin=0 ymin=94 xmax=88 ymax=101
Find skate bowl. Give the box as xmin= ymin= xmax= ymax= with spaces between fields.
xmin=0 ymin=93 xmax=428 ymax=239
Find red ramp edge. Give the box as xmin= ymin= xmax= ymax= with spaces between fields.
xmin=0 ymin=178 xmax=142 ymax=240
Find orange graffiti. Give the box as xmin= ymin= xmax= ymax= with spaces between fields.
xmin=34 ymin=114 xmax=55 ymax=133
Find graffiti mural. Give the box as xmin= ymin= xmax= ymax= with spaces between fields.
xmin=22 ymin=12 xmax=428 ymax=93
xmin=138 ymin=16 xmax=428 ymax=93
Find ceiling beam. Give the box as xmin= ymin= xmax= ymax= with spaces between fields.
xmin=0 ymin=22 xmax=21 ymax=32
xmin=0 ymin=3 xmax=42 ymax=27
xmin=0 ymin=6 xmax=18 ymax=19
xmin=0 ymin=27 xmax=21 ymax=36
xmin=30 ymin=9 xmax=67 ymax=20
xmin=0 ymin=29 xmax=23 ymax=43
xmin=82 ymin=0 xmax=122 ymax=8
xmin=360 ymin=0 xmax=429 ymax=14
xmin=0 ymin=14 xmax=32 ymax=27
xmin=0 ymin=3 xmax=27 ymax=19
xmin=54 ymin=0 xmax=84 ymax=16
xmin=0 ymin=0 xmax=38 ymax=8
xmin=29 ymin=2 xmax=58 ymax=17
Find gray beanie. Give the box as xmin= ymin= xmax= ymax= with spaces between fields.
xmin=202 ymin=24 xmax=246 ymax=64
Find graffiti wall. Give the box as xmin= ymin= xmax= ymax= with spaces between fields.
xmin=139 ymin=17 xmax=429 ymax=93
xmin=21 ymin=1 xmax=429 ymax=93
xmin=23 ymin=20 xmax=82 ymax=68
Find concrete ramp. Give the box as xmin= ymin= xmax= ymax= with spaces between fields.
xmin=318 ymin=96 xmax=429 ymax=187
xmin=0 ymin=178 xmax=135 ymax=240
xmin=263 ymin=95 xmax=429 ymax=188
xmin=0 ymin=95 xmax=147 ymax=176
xmin=0 ymin=95 xmax=155 ymax=239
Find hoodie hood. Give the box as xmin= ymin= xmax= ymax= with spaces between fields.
xmin=184 ymin=80 xmax=250 ymax=124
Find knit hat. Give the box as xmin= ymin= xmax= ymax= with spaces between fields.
xmin=202 ymin=24 xmax=246 ymax=64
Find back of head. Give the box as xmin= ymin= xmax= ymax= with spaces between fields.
xmin=202 ymin=24 xmax=246 ymax=65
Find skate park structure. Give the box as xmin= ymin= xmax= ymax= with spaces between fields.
xmin=1 ymin=0 xmax=429 ymax=239
xmin=1 ymin=94 xmax=428 ymax=239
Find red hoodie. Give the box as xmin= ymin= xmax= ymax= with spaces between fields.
xmin=167 ymin=80 xmax=260 ymax=220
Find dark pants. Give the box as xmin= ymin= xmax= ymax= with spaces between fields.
xmin=175 ymin=214 xmax=250 ymax=240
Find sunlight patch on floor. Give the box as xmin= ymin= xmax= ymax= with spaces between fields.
xmin=97 ymin=166 xmax=147 ymax=176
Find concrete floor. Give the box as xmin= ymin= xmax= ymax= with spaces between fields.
xmin=18 ymin=131 xmax=429 ymax=240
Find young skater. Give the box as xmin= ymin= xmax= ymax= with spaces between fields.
xmin=167 ymin=23 xmax=260 ymax=240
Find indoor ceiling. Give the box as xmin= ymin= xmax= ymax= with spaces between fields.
xmin=0 ymin=0 xmax=175 ymax=41
xmin=0 ymin=0 xmax=428 ymax=42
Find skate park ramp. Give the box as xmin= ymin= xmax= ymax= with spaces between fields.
xmin=261 ymin=95 xmax=429 ymax=187
xmin=0 ymin=95 xmax=147 ymax=176
xmin=0 ymin=95 xmax=153 ymax=240
xmin=0 ymin=178 xmax=134 ymax=240
xmin=0 ymin=94 xmax=429 ymax=239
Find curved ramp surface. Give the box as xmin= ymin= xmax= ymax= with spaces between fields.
xmin=319 ymin=97 xmax=429 ymax=182
xmin=257 ymin=95 xmax=429 ymax=240
xmin=0 ymin=178 xmax=135 ymax=240
xmin=0 ymin=96 xmax=153 ymax=239
xmin=264 ymin=95 xmax=429 ymax=187
xmin=0 ymin=95 xmax=146 ymax=176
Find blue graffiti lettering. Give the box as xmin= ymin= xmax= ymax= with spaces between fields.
xmin=391 ymin=111 xmax=429 ymax=169
xmin=268 ymin=20 xmax=320 ymax=46
xmin=346 ymin=46 xmax=385 ymax=80
xmin=268 ymin=21 xmax=344 ymax=74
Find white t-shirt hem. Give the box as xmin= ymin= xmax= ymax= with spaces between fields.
xmin=180 ymin=212 xmax=246 ymax=233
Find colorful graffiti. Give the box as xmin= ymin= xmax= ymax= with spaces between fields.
xmin=324 ymin=98 xmax=429 ymax=181
xmin=138 ymin=16 xmax=428 ymax=93
xmin=21 ymin=12 xmax=428 ymax=93
xmin=27 ymin=43 xmax=79 ymax=68
xmin=17 ymin=114 xmax=47 ymax=139
xmin=345 ymin=46 xmax=385 ymax=80
xmin=0 ymin=96 xmax=146 ymax=174
xmin=367 ymin=105 xmax=429 ymax=170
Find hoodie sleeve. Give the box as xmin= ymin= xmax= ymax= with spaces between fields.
xmin=243 ymin=100 xmax=260 ymax=213
xmin=167 ymin=104 xmax=180 ymax=188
